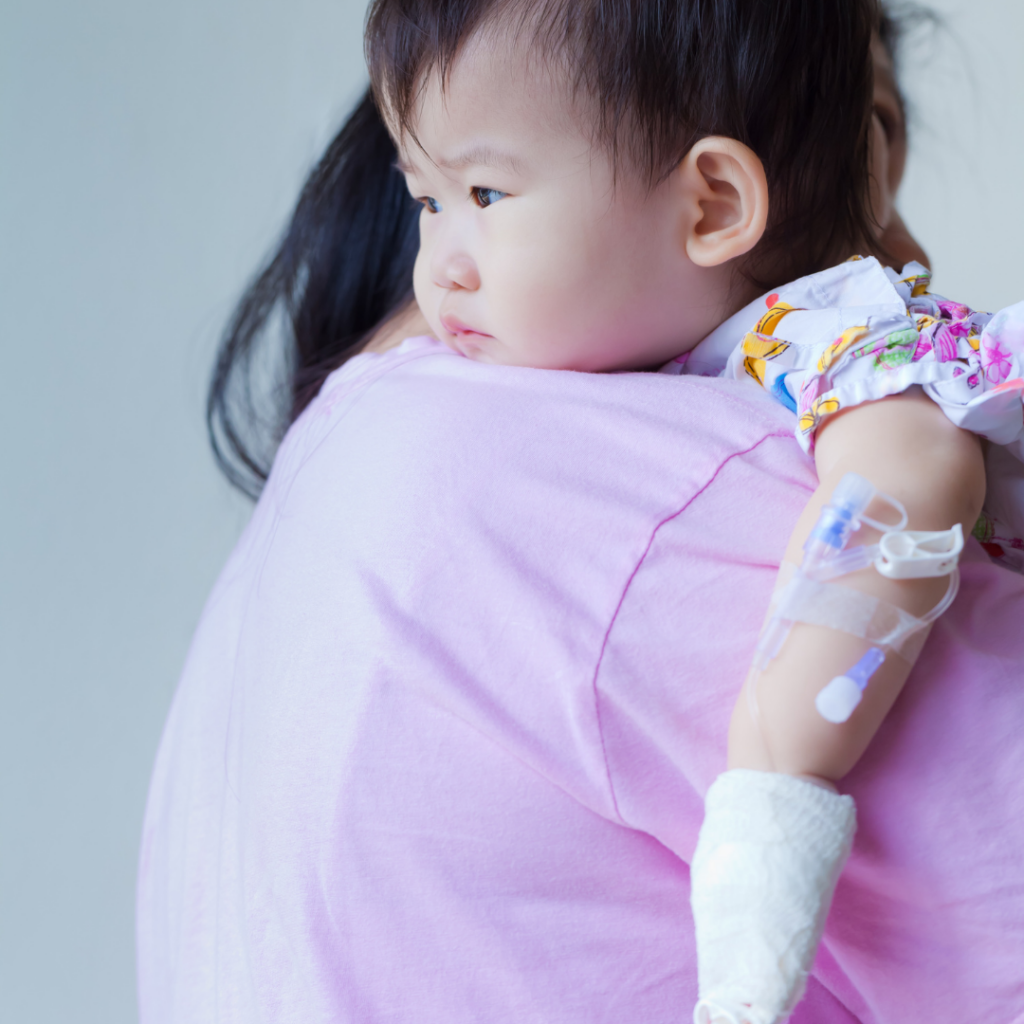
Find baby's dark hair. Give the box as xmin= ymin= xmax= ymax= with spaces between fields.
xmin=209 ymin=2 xmax=915 ymax=498
xmin=367 ymin=0 xmax=880 ymax=285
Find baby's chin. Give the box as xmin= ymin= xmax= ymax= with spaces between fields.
xmin=436 ymin=324 xmax=632 ymax=372
xmin=436 ymin=326 xmax=519 ymax=365
xmin=438 ymin=332 xmax=496 ymax=362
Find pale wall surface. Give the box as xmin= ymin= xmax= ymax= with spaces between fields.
xmin=899 ymin=0 xmax=1024 ymax=310
xmin=0 ymin=1 xmax=1020 ymax=1021
xmin=0 ymin=2 xmax=368 ymax=1021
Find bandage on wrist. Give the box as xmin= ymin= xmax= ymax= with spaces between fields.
xmin=691 ymin=770 xmax=856 ymax=1024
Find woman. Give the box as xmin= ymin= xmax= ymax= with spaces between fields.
xmin=139 ymin=20 xmax=1024 ymax=1023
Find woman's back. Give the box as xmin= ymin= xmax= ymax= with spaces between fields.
xmin=139 ymin=339 xmax=1024 ymax=1022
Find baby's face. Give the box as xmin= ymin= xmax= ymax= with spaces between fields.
xmin=395 ymin=37 xmax=729 ymax=371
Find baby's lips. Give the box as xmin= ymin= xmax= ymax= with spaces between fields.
xmin=440 ymin=312 xmax=491 ymax=338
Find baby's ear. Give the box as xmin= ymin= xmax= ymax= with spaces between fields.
xmin=675 ymin=138 xmax=768 ymax=267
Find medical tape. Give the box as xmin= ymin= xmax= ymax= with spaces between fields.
xmin=768 ymin=570 xmax=931 ymax=663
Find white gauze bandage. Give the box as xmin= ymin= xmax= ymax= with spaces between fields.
xmin=690 ymin=770 xmax=856 ymax=1024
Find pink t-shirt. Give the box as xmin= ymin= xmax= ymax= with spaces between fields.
xmin=138 ymin=337 xmax=1024 ymax=1023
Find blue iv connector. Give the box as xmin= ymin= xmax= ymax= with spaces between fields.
xmin=815 ymin=647 xmax=886 ymax=723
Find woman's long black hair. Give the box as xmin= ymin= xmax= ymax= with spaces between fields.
xmin=207 ymin=90 xmax=419 ymax=497
xmin=209 ymin=3 xmax=920 ymax=499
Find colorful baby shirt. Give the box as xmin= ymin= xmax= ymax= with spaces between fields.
xmin=664 ymin=256 xmax=1024 ymax=570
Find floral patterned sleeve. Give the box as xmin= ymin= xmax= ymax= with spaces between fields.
xmin=667 ymin=255 xmax=1024 ymax=571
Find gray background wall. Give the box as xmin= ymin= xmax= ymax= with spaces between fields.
xmin=1 ymin=1 xmax=1020 ymax=1021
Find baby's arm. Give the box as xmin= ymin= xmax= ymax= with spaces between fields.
xmin=727 ymin=387 xmax=986 ymax=783
xmin=689 ymin=390 xmax=984 ymax=1023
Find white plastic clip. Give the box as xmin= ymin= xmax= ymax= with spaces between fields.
xmin=875 ymin=523 xmax=963 ymax=579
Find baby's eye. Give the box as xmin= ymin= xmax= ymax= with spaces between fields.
xmin=471 ymin=187 xmax=508 ymax=209
xmin=418 ymin=196 xmax=442 ymax=214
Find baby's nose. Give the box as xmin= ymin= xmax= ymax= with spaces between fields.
xmin=434 ymin=253 xmax=480 ymax=291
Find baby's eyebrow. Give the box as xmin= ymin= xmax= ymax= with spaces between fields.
xmin=395 ymin=144 xmax=527 ymax=179
xmin=436 ymin=145 xmax=526 ymax=175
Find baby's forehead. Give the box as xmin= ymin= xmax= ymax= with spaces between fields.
xmin=396 ymin=33 xmax=597 ymax=169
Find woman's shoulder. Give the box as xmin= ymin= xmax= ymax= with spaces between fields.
xmin=318 ymin=334 xmax=447 ymax=402
xmin=263 ymin=342 xmax=805 ymax=558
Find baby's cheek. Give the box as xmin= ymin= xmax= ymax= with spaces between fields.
xmin=411 ymin=251 xmax=438 ymax=332
xmin=411 ymin=247 xmax=428 ymax=299
xmin=489 ymin=233 xmax=632 ymax=369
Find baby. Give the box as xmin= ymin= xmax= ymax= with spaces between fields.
xmin=366 ymin=0 xmax=1023 ymax=1020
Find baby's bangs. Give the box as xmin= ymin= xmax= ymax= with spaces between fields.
xmin=366 ymin=0 xmax=593 ymax=142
